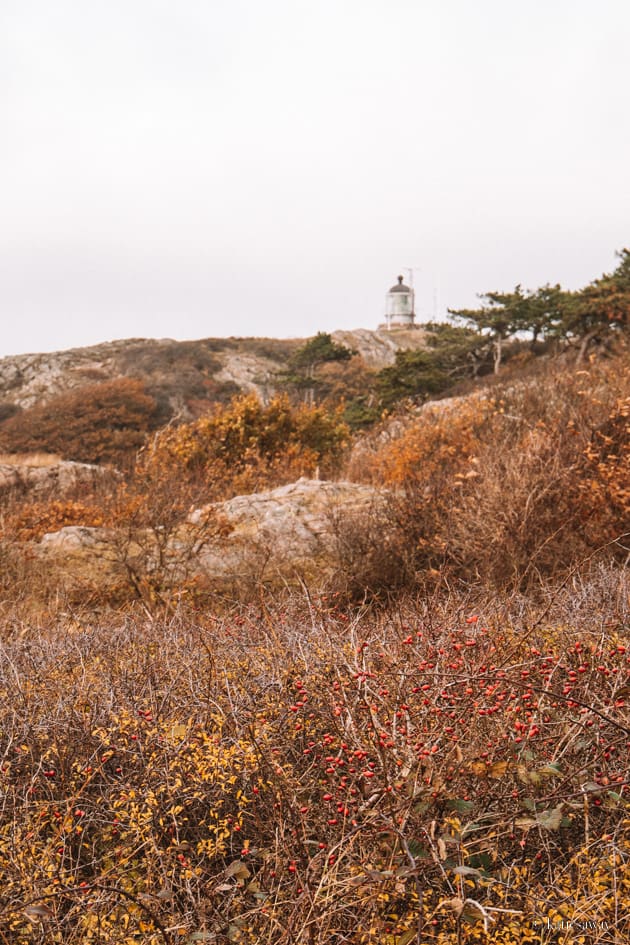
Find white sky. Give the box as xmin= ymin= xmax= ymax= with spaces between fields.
xmin=1 ymin=0 xmax=629 ymax=355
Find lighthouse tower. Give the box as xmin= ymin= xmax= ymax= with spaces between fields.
xmin=384 ymin=275 xmax=415 ymax=329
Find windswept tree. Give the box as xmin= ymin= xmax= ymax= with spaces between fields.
xmin=450 ymin=250 xmax=630 ymax=368
xmin=448 ymin=290 xmax=518 ymax=373
xmin=448 ymin=284 xmax=574 ymax=371
xmin=561 ymin=248 xmax=630 ymax=359
xmin=284 ymin=332 xmax=353 ymax=403
xmin=510 ymin=284 xmax=571 ymax=347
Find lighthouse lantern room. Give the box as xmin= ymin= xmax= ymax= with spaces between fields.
xmin=384 ymin=275 xmax=415 ymax=329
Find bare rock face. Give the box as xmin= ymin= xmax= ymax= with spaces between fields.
xmin=39 ymin=525 xmax=111 ymax=551
xmin=0 ymin=456 xmax=111 ymax=498
xmin=190 ymin=477 xmax=383 ymax=579
xmin=37 ymin=478 xmax=385 ymax=589
xmin=331 ymin=327 xmax=428 ymax=369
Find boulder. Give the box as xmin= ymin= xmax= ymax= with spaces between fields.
xmin=37 ymin=478 xmax=386 ymax=590
xmin=190 ymin=477 xmax=384 ymax=579
xmin=0 ymin=457 xmax=111 ymax=497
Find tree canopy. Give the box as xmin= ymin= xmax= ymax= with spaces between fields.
xmin=448 ymin=249 xmax=630 ymax=369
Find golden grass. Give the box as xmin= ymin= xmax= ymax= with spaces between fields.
xmin=0 ymin=451 xmax=62 ymax=467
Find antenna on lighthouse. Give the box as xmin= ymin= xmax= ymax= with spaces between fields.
xmin=403 ymin=266 xmax=421 ymax=289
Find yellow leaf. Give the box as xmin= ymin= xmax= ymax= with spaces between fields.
xmin=488 ymin=761 xmax=509 ymax=779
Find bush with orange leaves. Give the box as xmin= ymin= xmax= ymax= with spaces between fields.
xmin=580 ymin=394 xmax=630 ymax=547
xmin=2 ymin=498 xmax=106 ymax=542
xmin=140 ymin=393 xmax=350 ymax=500
xmin=344 ymin=352 xmax=630 ymax=591
xmin=0 ymin=378 xmax=159 ymax=467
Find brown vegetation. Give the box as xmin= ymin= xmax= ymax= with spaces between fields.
xmin=0 ymin=378 xmax=159 ymax=467
xmin=0 ymin=581 xmax=628 ymax=943
xmin=342 ymin=350 xmax=630 ymax=594
xmin=0 ymin=342 xmax=629 ymax=943
xmin=140 ymin=393 xmax=350 ymax=500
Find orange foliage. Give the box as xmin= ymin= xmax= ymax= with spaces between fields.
xmin=344 ymin=356 xmax=630 ymax=588
xmin=3 ymin=499 xmax=105 ymax=542
xmin=580 ymin=395 xmax=630 ymax=542
xmin=0 ymin=378 xmax=158 ymax=466
xmin=367 ymin=395 xmax=493 ymax=488
xmin=141 ymin=393 xmax=349 ymax=498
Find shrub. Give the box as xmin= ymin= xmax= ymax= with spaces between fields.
xmin=2 ymin=498 xmax=106 ymax=542
xmin=0 ymin=590 xmax=627 ymax=942
xmin=141 ymin=393 xmax=350 ymax=499
xmin=0 ymin=378 xmax=159 ymax=467
xmin=345 ymin=353 xmax=630 ymax=591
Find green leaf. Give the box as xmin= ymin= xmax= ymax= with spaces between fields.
xmin=446 ymin=798 xmax=474 ymax=813
xmin=467 ymin=852 xmax=494 ymax=871
xmin=394 ymin=930 xmax=417 ymax=945
xmin=413 ymin=799 xmax=432 ymax=814
xmin=605 ymin=791 xmax=624 ymax=807
xmin=407 ymin=839 xmax=430 ymax=858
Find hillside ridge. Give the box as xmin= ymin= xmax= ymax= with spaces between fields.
xmin=0 ymin=328 xmax=429 ymax=412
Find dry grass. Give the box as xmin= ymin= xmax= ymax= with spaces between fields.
xmin=0 ymin=452 xmax=62 ymax=467
xmin=339 ymin=352 xmax=630 ymax=595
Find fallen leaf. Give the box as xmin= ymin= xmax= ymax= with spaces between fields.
xmin=488 ymin=761 xmax=509 ymax=780
xmin=536 ymin=807 xmax=563 ymax=831
xmin=442 ymin=897 xmax=464 ymax=916
xmin=225 ymin=860 xmax=250 ymax=882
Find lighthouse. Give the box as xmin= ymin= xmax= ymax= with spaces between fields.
xmin=384 ymin=275 xmax=415 ymax=329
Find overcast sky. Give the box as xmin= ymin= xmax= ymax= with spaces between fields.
xmin=1 ymin=0 xmax=629 ymax=356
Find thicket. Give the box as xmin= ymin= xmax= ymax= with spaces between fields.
xmin=0 ymin=379 xmax=159 ymax=467
xmin=0 ymin=584 xmax=627 ymax=944
xmin=0 ymin=394 xmax=351 ymax=609
xmin=2 ymin=347 xmax=630 ymax=608
xmin=139 ymin=393 xmax=350 ymax=498
xmin=343 ymin=347 xmax=630 ymax=596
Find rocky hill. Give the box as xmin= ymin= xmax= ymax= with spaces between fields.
xmin=37 ymin=478 xmax=385 ymax=594
xmin=0 ymin=329 xmax=428 ymax=417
